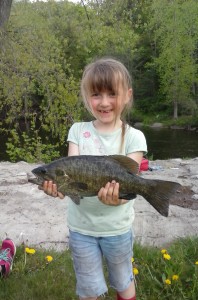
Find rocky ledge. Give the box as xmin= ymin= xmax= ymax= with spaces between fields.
xmin=0 ymin=158 xmax=198 ymax=250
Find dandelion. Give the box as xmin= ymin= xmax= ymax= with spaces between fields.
xmin=133 ymin=267 xmax=139 ymax=275
xmin=46 ymin=255 xmax=53 ymax=262
xmin=195 ymin=261 xmax=198 ymax=265
xmin=165 ymin=279 xmax=171 ymax=285
xmin=161 ymin=249 xmax=167 ymax=254
xmin=131 ymin=257 xmax=135 ymax=263
xmin=163 ymin=253 xmax=171 ymax=260
xmin=25 ymin=247 xmax=36 ymax=254
xmin=172 ymin=274 xmax=179 ymax=281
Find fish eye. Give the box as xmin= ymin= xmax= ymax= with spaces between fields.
xmin=41 ymin=169 xmax=46 ymax=174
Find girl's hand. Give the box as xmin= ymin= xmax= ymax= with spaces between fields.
xmin=39 ymin=181 xmax=64 ymax=199
xmin=98 ymin=180 xmax=128 ymax=206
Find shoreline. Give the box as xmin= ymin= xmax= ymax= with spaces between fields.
xmin=134 ymin=122 xmax=198 ymax=132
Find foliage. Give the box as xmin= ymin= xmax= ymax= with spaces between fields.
xmin=0 ymin=0 xmax=198 ymax=162
xmin=0 ymin=1 xmax=81 ymax=162
xmin=6 ymin=127 xmax=60 ymax=163
xmin=0 ymin=237 xmax=197 ymax=299
xmin=134 ymin=237 xmax=198 ymax=299
xmin=149 ymin=0 xmax=198 ymax=118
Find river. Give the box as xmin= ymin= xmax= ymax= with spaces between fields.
xmin=141 ymin=127 xmax=198 ymax=160
xmin=0 ymin=127 xmax=198 ymax=161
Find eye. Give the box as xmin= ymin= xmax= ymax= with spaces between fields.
xmin=109 ymin=92 xmax=117 ymax=97
xmin=91 ymin=93 xmax=100 ymax=97
xmin=41 ymin=168 xmax=47 ymax=174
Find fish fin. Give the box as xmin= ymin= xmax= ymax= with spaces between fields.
xmin=69 ymin=182 xmax=88 ymax=191
xmin=120 ymin=193 xmax=137 ymax=200
xmin=70 ymin=195 xmax=81 ymax=205
xmin=109 ymin=155 xmax=139 ymax=174
xmin=142 ymin=180 xmax=181 ymax=217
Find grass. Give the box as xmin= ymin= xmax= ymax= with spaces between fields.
xmin=1 ymin=237 xmax=198 ymax=300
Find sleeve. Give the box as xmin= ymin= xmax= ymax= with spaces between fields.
xmin=125 ymin=127 xmax=147 ymax=155
xmin=67 ymin=122 xmax=81 ymax=145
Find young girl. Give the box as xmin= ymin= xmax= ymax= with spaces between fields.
xmin=43 ymin=58 xmax=147 ymax=300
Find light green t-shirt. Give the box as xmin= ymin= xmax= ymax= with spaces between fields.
xmin=67 ymin=121 xmax=147 ymax=236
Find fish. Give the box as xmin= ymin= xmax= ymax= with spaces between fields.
xmin=28 ymin=155 xmax=181 ymax=217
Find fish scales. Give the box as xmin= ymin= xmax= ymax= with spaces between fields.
xmin=28 ymin=155 xmax=181 ymax=217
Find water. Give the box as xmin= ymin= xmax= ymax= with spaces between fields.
xmin=0 ymin=127 xmax=198 ymax=161
xmin=140 ymin=127 xmax=198 ymax=160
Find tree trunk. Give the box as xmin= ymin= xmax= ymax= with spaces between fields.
xmin=173 ymin=100 xmax=178 ymax=119
xmin=0 ymin=0 xmax=13 ymax=28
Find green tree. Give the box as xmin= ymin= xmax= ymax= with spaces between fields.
xmin=0 ymin=1 xmax=80 ymax=162
xmin=150 ymin=0 xmax=198 ymax=118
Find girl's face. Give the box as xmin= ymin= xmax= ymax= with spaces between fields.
xmin=88 ymin=87 xmax=132 ymax=126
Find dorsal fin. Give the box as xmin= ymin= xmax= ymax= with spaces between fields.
xmin=109 ymin=155 xmax=139 ymax=174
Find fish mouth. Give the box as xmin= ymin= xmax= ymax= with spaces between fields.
xmin=27 ymin=173 xmax=44 ymax=185
xmin=28 ymin=170 xmax=53 ymax=185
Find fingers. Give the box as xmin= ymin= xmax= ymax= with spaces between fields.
xmin=39 ymin=181 xmax=64 ymax=199
xmin=57 ymin=191 xmax=65 ymax=199
xmin=98 ymin=180 xmax=123 ymax=206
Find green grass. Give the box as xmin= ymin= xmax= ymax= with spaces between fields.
xmin=1 ymin=237 xmax=198 ymax=300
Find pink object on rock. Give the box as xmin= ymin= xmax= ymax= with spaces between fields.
xmin=139 ymin=158 xmax=149 ymax=171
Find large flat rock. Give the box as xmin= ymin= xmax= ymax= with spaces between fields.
xmin=0 ymin=158 xmax=198 ymax=250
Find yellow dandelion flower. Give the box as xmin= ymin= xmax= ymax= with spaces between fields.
xmin=25 ymin=247 xmax=36 ymax=254
xmin=163 ymin=253 xmax=171 ymax=260
xmin=165 ymin=279 xmax=171 ymax=285
xmin=133 ymin=268 xmax=139 ymax=275
xmin=131 ymin=257 xmax=135 ymax=263
xmin=195 ymin=261 xmax=198 ymax=265
xmin=46 ymin=255 xmax=53 ymax=262
xmin=161 ymin=249 xmax=167 ymax=254
xmin=172 ymin=274 xmax=179 ymax=281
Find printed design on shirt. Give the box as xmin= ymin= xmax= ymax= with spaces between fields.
xmin=82 ymin=131 xmax=106 ymax=155
xmin=93 ymin=137 xmax=106 ymax=154
xmin=83 ymin=131 xmax=91 ymax=138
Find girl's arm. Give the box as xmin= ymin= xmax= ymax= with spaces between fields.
xmin=127 ymin=151 xmax=143 ymax=167
xmin=68 ymin=142 xmax=80 ymax=156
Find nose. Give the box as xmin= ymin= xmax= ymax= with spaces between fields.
xmin=100 ymin=94 xmax=110 ymax=106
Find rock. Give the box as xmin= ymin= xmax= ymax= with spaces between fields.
xmin=0 ymin=158 xmax=198 ymax=250
xmin=150 ymin=122 xmax=163 ymax=128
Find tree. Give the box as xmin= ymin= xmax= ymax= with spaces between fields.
xmin=0 ymin=1 xmax=80 ymax=162
xmin=0 ymin=0 xmax=13 ymax=28
xmin=150 ymin=0 xmax=198 ymax=118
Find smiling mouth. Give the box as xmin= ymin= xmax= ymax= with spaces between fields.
xmin=99 ymin=110 xmax=112 ymax=113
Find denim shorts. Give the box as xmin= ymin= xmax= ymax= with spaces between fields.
xmin=69 ymin=229 xmax=134 ymax=298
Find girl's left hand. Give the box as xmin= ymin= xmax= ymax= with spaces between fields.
xmin=98 ymin=180 xmax=128 ymax=206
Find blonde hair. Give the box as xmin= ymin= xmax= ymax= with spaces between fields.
xmin=81 ymin=57 xmax=132 ymax=116
xmin=80 ymin=57 xmax=133 ymax=152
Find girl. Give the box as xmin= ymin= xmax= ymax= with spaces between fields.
xmin=43 ymin=58 xmax=147 ymax=300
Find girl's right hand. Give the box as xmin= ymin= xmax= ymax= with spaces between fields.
xmin=98 ymin=180 xmax=128 ymax=206
xmin=39 ymin=181 xmax=64 ymax=199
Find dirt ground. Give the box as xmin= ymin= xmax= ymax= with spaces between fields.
xmin=0 ymin=157 xmax=198 ymax=250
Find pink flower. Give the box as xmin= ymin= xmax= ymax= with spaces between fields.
xmin=83 ymin=131 xmax=91 ymax=138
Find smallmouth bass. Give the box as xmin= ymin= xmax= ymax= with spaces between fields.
xmin=29 ymin=155 xmax=181 ymax=217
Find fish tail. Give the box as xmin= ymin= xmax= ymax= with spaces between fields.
xmin=142 ymin=180 xmax=181 ymax=217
